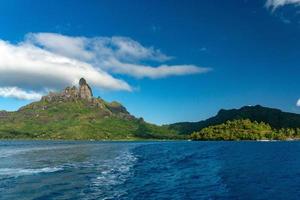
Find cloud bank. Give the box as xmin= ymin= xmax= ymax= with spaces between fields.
xmin=297 ymin=99 xmax=300 ymax=107
xmin=0 ymin=33 xmax=209 ymax=100
xmin=266 ymin=0 xmax=300 ymax=10
xmin=0 ymin=87 xmax=42 ymax=100
xmin=27 ymin=33 xmax=209 ymax=79
xmin=0 ymin=39 xmax=131 ymax=94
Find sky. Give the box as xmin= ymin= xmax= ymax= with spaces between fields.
xmin=0 ymin=0 xmax=299 ymax=124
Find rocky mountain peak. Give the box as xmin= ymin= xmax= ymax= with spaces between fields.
xmin=79 ymin=78 xmax=93 ymax=99
xmin=79 ymin=78 xmax=87 ymax=86
xmin=42 ymin=78 xmax=93 ymax=102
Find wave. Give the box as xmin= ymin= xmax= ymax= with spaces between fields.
xmin=87 ymin=149 xmax=138 ymax=199
xmin=0 ymin=167 xmax=63 ymax=177
xmin=0 ymin=143 xmax=93 ymax=159
xmin=94 ymin=151 xmax=137 ymax=185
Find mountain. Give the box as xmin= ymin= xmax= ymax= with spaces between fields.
xmin=2 ymin=80 xmax=300 ymax=140
xmin=167 ymin=105 xmax=300 ymax=134
xmin=0 ymin=78 xmax=179 ymax=140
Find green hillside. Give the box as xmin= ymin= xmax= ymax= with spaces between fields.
xmin=1 ymin=78 xmax=300 ymax=141
xmin=190 ymin=119 xmax=300 ymax=141
xmin=0 ymin=79 xmax=180 ymax=140
xmin=168 ymin=105 xmax=300 ymax=134
xmin=0 ymin=99 xmax=179 ymax=140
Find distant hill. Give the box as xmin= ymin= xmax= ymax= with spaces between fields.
xmin=167 ymin=105 xmax=300 ymax=134
xmin=190 ymin=119 xmax=300 ymax=141
xmin=0 ymin=78 xmax=179 ymax=140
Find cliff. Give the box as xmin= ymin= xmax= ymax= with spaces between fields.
xmin=41 ymin=78 xmax=93 ymax=102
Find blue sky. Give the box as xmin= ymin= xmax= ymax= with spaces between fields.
xmin=0 ymin=0 xmax=299 ymax=124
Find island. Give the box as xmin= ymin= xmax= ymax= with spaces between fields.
xmin=0 ymin=78 xmax=300 ymax=141
xmin=0 ymin=78 xmax=179 ymax=140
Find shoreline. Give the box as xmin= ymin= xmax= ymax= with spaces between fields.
xmin=0 ymin=138 xmax=299 ymax=142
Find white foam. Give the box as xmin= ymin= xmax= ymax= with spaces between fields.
xmin=88 ymin=150 xmax=137 ymax=199
xmin=0 ymin=167 xmax=62 ymax=177
xmin=0 ymin=143 xmax=93 ymax=158
xmin=93 ymin=152 xmax=136 ymax=186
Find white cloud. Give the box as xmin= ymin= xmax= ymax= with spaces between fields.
xmin=103 ymin=58 xmax=211 ymax=78
xmin=297 ymin=99 xmax=300 ymax=106
xmin=266 ymin=0 xmax=300 ymax=10
xmin=0 ymin=40 xmax=131 ymax=92
xmin=0 ymin=32 xmax=209 ymax=100
xmin=0 ymin=87 xmax=42 ymax=100
xmin=26 ymin=33 xmax=93 ymax=61
xmin=26 ymin=33 xmax=208 ymax=78
xmin=26 ymin=33 xmax=172 ymax=63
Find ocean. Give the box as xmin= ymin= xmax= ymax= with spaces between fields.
xmin=0 ymin=141 xmax=300 ymax=200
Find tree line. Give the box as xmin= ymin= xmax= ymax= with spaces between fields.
xmin=190 ymin=119 xmax=300 ymax=140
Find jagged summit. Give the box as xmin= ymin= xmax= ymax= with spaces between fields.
xmin=79 ymin=78 xmax=87 ymax=86
xmin=42 ymin=78 xmax=93 ymax=102
xmin=37 ymin=78 xmax=134 ymax=120
xmin=79 ymin=78 xmax=93 ymax=99
xmin=0 ymin=78 xmax=178 ymax=140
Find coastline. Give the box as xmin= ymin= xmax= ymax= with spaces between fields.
xmin=1 ymin=138 xmax=299 ymax=142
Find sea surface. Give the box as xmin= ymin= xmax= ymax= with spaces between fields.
xmin=1 ymin=141 xmax=300 ymax=200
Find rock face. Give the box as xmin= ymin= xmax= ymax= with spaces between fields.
xmin=79 ymin=78 xmax=93 ymax=99
xmin=38 ymin=77 xmax=134 ymax=120
xmin=42 ymin=78 xmax=93 ymax=102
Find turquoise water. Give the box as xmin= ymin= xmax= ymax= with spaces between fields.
xmin=1 ymin=141 xmax=300 ymax=199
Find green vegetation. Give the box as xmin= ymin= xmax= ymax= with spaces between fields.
xmin=168 ymin=105 xmax=300 ymax=135
xmin=0 ymin=99 xmax=181 ymax=140
xmin=1 ymin=93 xmax=300 ymax=141
xmin=190 ymin=119 xmax=300 ymax=141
